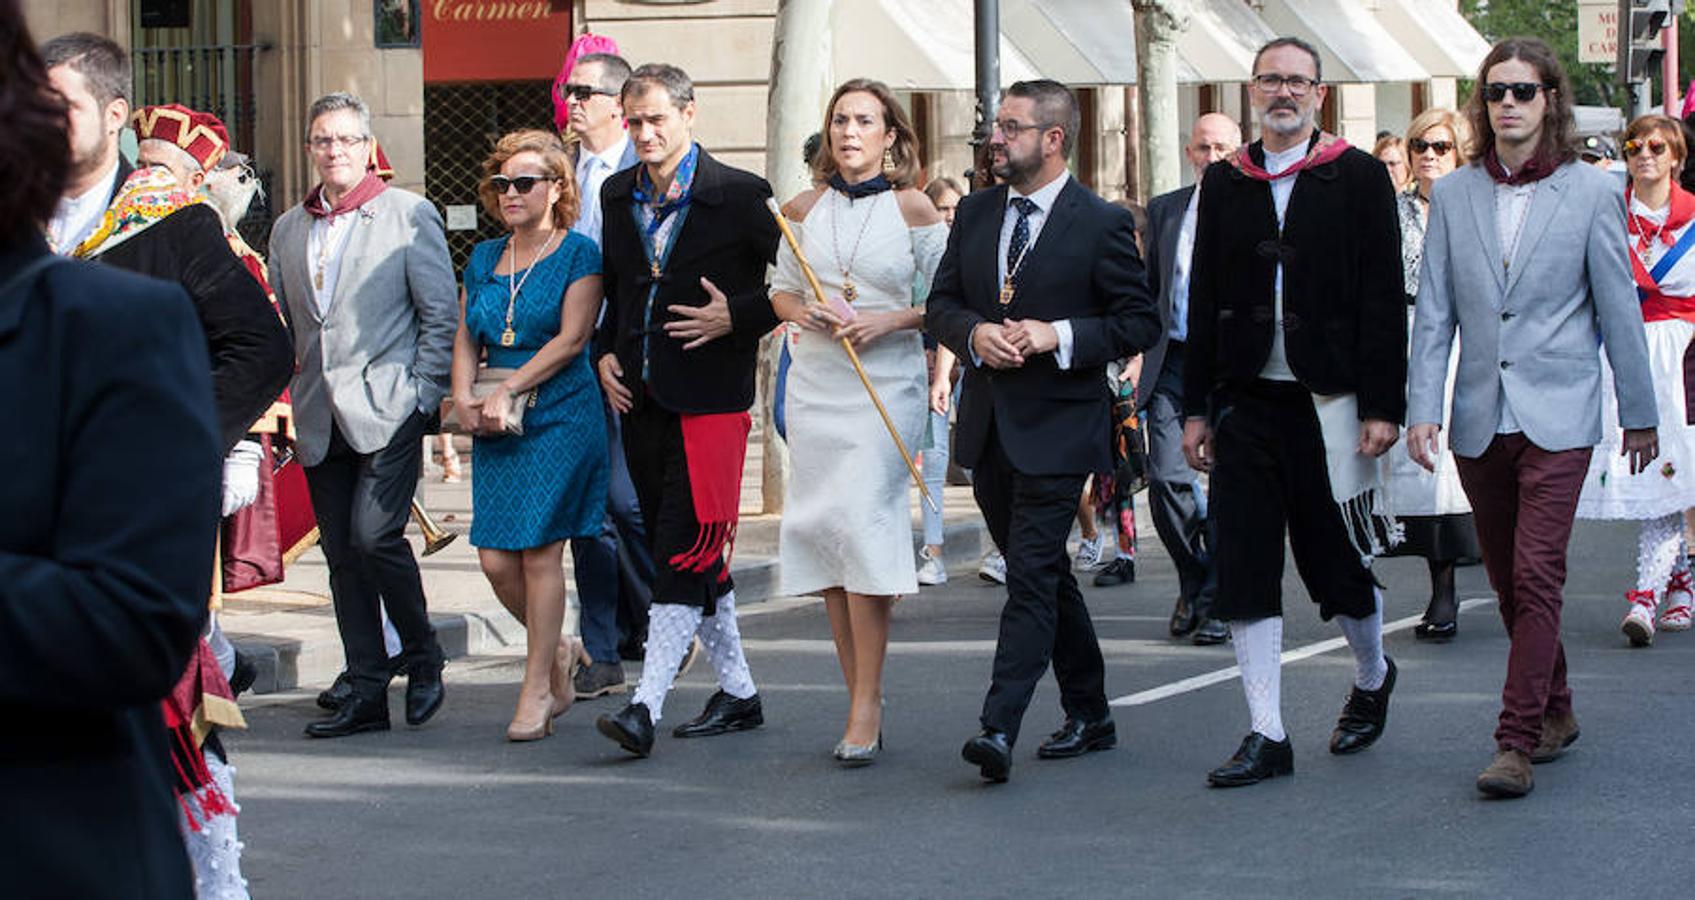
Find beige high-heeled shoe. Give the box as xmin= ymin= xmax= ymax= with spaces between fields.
xmin=507 ymin=691 xmax=556 ymax=742
xmin=550 ymin=636 xmax=580 ymax=719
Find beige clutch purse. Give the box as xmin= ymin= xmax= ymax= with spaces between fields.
xmin=440 ymin=367 xmax=535 ymax=436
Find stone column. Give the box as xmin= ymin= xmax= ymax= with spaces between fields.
xmin=1132 ymin=0 xmax=1191 ymax=199
xmin=757 ymin=0 xmax=834 ymax=514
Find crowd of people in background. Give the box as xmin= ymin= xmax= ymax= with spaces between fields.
xmin=7 ymin=0 xmax=1694 ymax=891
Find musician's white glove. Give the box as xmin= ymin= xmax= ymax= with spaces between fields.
xmin=221 ymin=440 xmax=264 ymax=516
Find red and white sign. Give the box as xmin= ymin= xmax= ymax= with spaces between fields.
xmin=422 ymin=0 xmax=574 ymax=83
xmin=1578 ymin=0 xmax=1619 ymax=65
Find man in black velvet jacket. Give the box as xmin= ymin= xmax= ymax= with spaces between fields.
xmin=926 ymin=80 xmax=1160 ymax=784
xmin=592 ymin=64 xmax=781 ymax=758
xmin=1182 ymin=38 xmax=1406 ymax=789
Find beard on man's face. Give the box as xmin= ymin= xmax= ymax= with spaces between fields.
xmin=1256 ymin=98 xmax=1313 ymax=137
xmin=990 ymin=143 xmax=1042 ymax=183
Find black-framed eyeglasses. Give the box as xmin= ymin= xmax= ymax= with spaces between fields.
xmin=992 ymin=119 xmax=1054 ymax=139
xmin=1251 ymin=73 xmax=1318 ymax=97
xmin=557 ymin=83 xmax=618 ymax=104
xmin=1482 ymin=82 xmax=1554 ymax=104
xmin=1408 ymin=138 xmax=1454 ymax=156
xmin=490 ymin=175 xmax=556 ymax=196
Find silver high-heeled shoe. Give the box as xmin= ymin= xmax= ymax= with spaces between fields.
xmin=833 ymin=734 xmax=883 ymax=767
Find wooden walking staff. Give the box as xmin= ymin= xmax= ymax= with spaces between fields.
xmin=764 ymin=198 xmax=938 ymax=513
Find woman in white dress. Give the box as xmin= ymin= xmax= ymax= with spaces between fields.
xmin=1388 ymin=108 xmax=1480 ymax=642
xmin=770 ymin=79 xmax=946 ymax=765
xmin=1576 ymin=114 xmax=1695 ymax=647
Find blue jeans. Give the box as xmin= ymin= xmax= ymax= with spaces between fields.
xmin=920 ymin=382 xmax=962 ymax=547
xmin=571 ymin=405 xmax=652 ymax=665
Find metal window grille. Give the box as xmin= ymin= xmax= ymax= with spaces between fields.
xmin=424 ymin=81 xmax=556 ymax=275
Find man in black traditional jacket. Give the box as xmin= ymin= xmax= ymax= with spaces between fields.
xmin=1182 ymin=37 xmax=1406 ymax=788
xmin=592 ymin=64 xmax=781 ymax=758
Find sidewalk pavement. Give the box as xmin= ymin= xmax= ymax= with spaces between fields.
xmin=223 ymin=433 xmax=990 ymax=695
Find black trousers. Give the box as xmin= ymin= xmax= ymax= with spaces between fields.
xmin=304 ymin=411 xmax=442 ymax=696
xmin=973 ymin=426 xmax=1107 ymax=744
xmin=621 ymin=400 xmax=733 ymax=614
xmin=1145 ymin=342 xmax=1217 ymax=616
xmin=1209 ymin=380 xmax=1377 ymax=622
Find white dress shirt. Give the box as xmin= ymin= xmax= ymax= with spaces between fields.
xmin=1169 ymin=187 xmax=1201 ymax=343
xmin=307 ymin=202 xmax=358 ymax=318
xmin=1494 ymin=178 xmax=1538 ymax=434
xmin=48 ymin=160 xmax=121 ymax=256
xmin=572 ymin=134 xmax=630 ymax=247
xmin=994 ymin=171 xmax=1076 ymax=368
xmin=1258 ymin=143 xmax=1307 ymax=382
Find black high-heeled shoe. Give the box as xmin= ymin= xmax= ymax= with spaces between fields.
xmin=1414 ymin=559 xmax=1459 ymax=642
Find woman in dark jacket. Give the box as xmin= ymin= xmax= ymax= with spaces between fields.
xmin=0 ymin=4 xmax=223 ymax=896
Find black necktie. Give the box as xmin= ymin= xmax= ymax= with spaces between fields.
xmin=1007 ymin=197 xmax=1039 ymax=278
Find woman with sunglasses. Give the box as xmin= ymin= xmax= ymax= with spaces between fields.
xmin=1575 ymin=115 xmax=1695 ymax=647
xmin=451 ymin=129 xmax=609 ymax=738
xmin=1385 ymin=108 xmax=1481 ymax=642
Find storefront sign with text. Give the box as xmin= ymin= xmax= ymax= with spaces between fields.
xmin=422 ymin=0 xmax=573 ymax=83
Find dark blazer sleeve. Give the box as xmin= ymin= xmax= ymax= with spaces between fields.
xmin=1183 ymin=167 xmax=1224 ymax=420
xmin=0 ymin=273 xmax=220 ymax=708
xmin=1143 ymin=193 xmax=1170 ymax=317
xmin=726 ymin=176 xmax=782 ymax=347
xmin=176 ymin=205 xmax=295 ymax=451
xmin=923 ymin=195 xmax=985 ymax=365
xmin=1070 ymin=202 xmax=1162 ymax=369
xmin=1353 ymin=158 xmax=1409 ymax=423
xmin=593 ymin=180 xmax=621 ymax=364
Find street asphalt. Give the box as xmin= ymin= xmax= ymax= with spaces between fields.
xmin=229 ymin=518 xmax=1694 ymax=899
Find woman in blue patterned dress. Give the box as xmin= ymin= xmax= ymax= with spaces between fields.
xmin=451 ymin=130 xmax=608 ymax=741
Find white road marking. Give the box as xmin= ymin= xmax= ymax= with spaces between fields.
xmin=1108 ymin=597 xmax=1494 ymax=708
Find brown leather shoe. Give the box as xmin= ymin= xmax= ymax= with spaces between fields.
xmin=1476 ymin=748 xmax=1534 ymax=798
xmin=1531 ymin=712 xmax=1580 ymax=764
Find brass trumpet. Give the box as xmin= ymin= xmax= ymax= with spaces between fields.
xmin=410 ymin=499 xmax=458 ymax=557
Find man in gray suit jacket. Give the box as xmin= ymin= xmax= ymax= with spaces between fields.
xmin=268 ymin=93 xmax=458 ymax=738
xmin=1407 ymin=39 xmax=1658 ymax=799
xmin=1138 ymin=112 xmax=1240 ymax=645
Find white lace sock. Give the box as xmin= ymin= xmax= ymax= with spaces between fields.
xmin=182 ymin=754 xmax=249 ymax=900
xmin=1637 ymin=513 xmax=1687 ymax=594
xmin=630 ymin=602 xmax=704 ymax=722
xmin=1229 ymin=617 xmax=1286 ymax=742
xmin=1336 ymin=588 xmax=1388 ymax=691
xmin=695 ymin=590 xmax=757 ymax=700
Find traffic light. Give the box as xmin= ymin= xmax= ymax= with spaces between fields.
xmin=1618 ymin=0 xmax=1673 ymax=84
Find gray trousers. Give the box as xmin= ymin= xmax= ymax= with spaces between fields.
xmin=1145 ymin=342 xmax=1216 ymax=618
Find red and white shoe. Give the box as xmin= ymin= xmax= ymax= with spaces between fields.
xmin=1622 ymin=589 xmax=1658 ymax=647
xmin=1662 ymin=572 xmax=1694 ymax=632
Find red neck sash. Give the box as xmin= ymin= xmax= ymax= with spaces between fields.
xmin=304 ymin=171 xmax=387 ymax=221
xmin=1482 ymin=147 xmax=1560 ymax=186
xmin=1627 ymin=182 xmax=1695 ymax=323
xmin=1228 ymin=132 xmax=1350 ymax=182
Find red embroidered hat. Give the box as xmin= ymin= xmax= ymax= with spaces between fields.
xmin=132 ymin=104 xmax=230 ymax=171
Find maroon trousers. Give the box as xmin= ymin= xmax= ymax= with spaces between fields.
xmin=1454 ymin=433 xmax=1592 ymax=755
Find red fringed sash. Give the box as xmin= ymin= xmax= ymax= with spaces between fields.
xmin=162 ymin=641 xmax=244 ymax=832
xmin=1227 ymin=132 xmax=1350 ymax=182
xmin=671 ymin=412 xmax=751 ymax=580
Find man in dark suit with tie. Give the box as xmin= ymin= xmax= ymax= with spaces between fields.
xmin=1138 ymin=113 xmax=1241 ymax=645
xmin=926 ymin=80 xmax=1161 ymax=783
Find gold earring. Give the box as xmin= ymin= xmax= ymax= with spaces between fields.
xmin=883 ymin=148 xmax=895 ymax=173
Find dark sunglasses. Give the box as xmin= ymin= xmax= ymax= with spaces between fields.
xmin=557 ymin=83 xmax=618 ymax=103
xmin=1623 ymin=138 xmax=1670 ymax=158
xmin=490 ymin=175 xmax=556 ymax=196
xmin=1408 ymin=138 xmax=1454 ymax=155
xmin=1482 ymin=82 xmax=1552 ymax=104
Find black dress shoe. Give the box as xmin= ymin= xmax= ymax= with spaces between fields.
xmin=1092 ymin=558 xmax=1136 ymax=587
xmin=229 ymin=650 xmax=257 ymax=698
xmin=304 ymin=692 xmax=390 ymax=738
xmin=1206 ymin=732 xmax=1294 ymax=787
xmin=1169 ymin=597 xmax=1198 ymax=637
xmin=405 ymin=666 xmax=445 ymax=727
xmin=596 ymin=702 xmax=655 ymax=757
xmin=1036 ymin=717 xmax=1117 ymax=759
xmin=961 ymin=728 xmax=1013 ymax=783
xmin=317 ymin=671 xmax=355 ymax=712
xmin=1330 ymin=655 xmax=1396 ymax=755
xmin=671 ymin=690 xmax=763 ymax=738
xmin=1191 ymin=617 xmax=1230 ymax=645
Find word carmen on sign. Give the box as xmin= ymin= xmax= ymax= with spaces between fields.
xmin=430 ymin=0 xmax=557 ymax=22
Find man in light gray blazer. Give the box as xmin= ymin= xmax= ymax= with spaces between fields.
xmin=1407 ymin=39 xmax=1658 ymax=799
xmin=268 ymin=92 xmax=458 ymax=739
xmin=1137 ymin=112 xmax=1240 ymax=645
